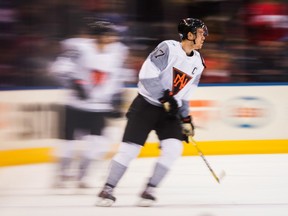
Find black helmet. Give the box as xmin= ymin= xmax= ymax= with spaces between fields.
xmin=88 ymin=20 xmax=118 ymax=36
xmin=178 ymin=18 xmax=208 ymax=40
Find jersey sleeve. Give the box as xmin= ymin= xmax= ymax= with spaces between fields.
xmin=49 ymin=47 xmax=81 ymax=87
xmin=179 ymin=100 xmax=190 ymax=117
xmin=138 ymin=42 xmax=170 ymax=100
xmin=149 ymin=41 xmax=169 ymax=71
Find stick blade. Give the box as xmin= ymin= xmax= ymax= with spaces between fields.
xmin=218 ymin=170 xmax=226 ymax=183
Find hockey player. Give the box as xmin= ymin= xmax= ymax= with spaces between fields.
xmin=50 ymin=20 xmax=129 ymax=188
xmin=97 ymin=18 xmax=208 ymax=206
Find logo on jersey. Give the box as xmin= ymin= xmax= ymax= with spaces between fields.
xmin=91 ymin=70 xmax=107 ymax=85
xmin=172 ymin=67 xmax=192 ymax=95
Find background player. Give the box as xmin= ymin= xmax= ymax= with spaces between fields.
xmin=97 ymin=17 xmax=208 ymax=206
xmin=50 ymin=20 xmax=129 ymax=188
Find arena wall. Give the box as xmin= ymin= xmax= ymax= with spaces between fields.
xmin=0 ymin=85 xmax=287 ymax=166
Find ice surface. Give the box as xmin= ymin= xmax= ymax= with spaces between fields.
xmin=0 ymin=154 xmax=288 ymax=216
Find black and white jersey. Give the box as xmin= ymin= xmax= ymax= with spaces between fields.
xmin=50 ymin=38 xmax=128 ymax=112
xmin=138 ymin=40 xmax=205 ymax=117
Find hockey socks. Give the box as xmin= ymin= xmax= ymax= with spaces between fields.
xmin=148 ymin=162 xmax=169 ymax=187
xmin=96 ymin=160 xmax=128 ymax=206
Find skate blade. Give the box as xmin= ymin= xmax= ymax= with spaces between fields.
xmin=96 ymin=198 xmax=115 ymax=207
xmin=137 ymin=198 xmax=155 ymax=207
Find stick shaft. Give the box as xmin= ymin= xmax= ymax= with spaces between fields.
xmin=188 ymin=136 xmax=220 ymax=183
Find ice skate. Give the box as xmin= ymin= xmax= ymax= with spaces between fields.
xmin=138 ymin=188 xmax=157 ymax=207
xmin=96 ymin=186 xmax=116 ymax=207
xmin=52 ymin=174 xmax=72 ymax=188
xmin=77 ymin=181 xmax=90 ymax=189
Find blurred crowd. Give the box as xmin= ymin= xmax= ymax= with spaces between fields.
xmin=0 ymin=0 xmax=287 ymax=87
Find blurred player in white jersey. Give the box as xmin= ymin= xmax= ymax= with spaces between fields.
xmin=50 ymin=20 xmax=129 ymax=188
xmin=97 ymin=18 xmax=208 ymax=206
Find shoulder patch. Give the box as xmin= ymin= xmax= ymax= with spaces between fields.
xmin=150 ymin=42 xmax=169 ymax=71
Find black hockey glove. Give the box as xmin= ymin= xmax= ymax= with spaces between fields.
xmin=108 ymin=92 xmax=124 ymax=118
xmin=111 ymin=92 xmax=122 ymax=109
xmin=71 ymin=79 xmax=88 ymax=100
xmin=158 ymin=89 xmax=178 ymax=117
xmin=181 ymin=115 xmax=195 ymax=143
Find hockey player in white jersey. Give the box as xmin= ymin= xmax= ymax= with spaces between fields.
xmin=97 ymin=18 xmax=208 ymax=206
xmin=50 ymin=21 xmax=129 ymax=188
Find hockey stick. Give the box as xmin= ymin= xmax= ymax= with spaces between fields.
xmin=188 ymin=136 xmax=225 ymax=183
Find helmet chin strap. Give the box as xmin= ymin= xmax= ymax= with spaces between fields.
xmin=186 ymin=33 xmax=196 ymax=44
xmin=184 ymin=35 xmax=197 ymax=57
xmin=187 ymin=38 xmax=196 ymax=44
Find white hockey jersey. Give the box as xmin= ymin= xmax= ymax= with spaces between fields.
xmin=138 ymin=40 xmax=205 ymax=116
xmin=50 ymin=38 xmax=129 ymax=112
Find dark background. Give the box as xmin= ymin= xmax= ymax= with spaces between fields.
xmin=0 ymin=0 xmax=287 ymax=87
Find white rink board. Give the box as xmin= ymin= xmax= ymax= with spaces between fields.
xmin=0 ymin=85 xmax=287 ymax=151
xmin=189 ymin=85 xmax=288 ymax=141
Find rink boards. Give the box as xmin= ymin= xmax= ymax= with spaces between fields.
xmin=0 ymin=84 xmax=287 ymax=166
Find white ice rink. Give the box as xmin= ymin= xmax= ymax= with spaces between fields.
xmin=1 ymin=154 xmax=288 ymax=216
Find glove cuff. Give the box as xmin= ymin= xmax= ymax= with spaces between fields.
xmin=181 ymin=115 xmax=192 ymax=123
